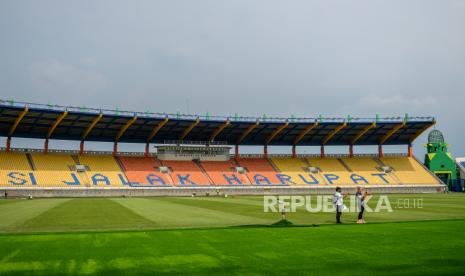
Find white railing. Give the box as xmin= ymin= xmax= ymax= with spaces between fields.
xmin=0 ymin=99 xmax=435 ymax=124
xmin=0 ymin=147 xmax=407 ymax=158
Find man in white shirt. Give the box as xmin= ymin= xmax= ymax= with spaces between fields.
xmin=333 ymin=187 xmax=346 ymax=223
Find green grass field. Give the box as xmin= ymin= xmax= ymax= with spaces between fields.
xmin=1 ymin=194 xmax=465 ymax=275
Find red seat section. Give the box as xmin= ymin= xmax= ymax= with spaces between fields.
xmin=236 ymin=158 xmax=280 ymax=185
xmin=200 ymin=161 xmax=250 ymax=185
xmin=119 ymin=156 xmax=169 ymax=186
xmin=119 ymin=156 xmax=161 ymax=171
xmin=161 ymin=160 xmax=211 ymax=186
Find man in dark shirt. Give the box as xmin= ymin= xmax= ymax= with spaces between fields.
xmin=356 ymin=187 xmax=368 ymax=224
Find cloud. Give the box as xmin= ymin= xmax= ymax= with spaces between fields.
xmin=343 ymin=94 xmax=437 ymax=116
xmin=28 ymin=59 xmax=106 ymax=100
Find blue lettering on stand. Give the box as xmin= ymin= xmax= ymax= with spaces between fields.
xmin=372 ymin=173 xmax=390 ymax=184
xmin=28 ymin=172 xmax=37 ymax=185
xmin=298 ymin=174 xmax=319 ymax=185
xmin=63 ymin=173 xmax=81 ymax=186
xmin=223 ymin=174 xmax=242 ymax=185
xmin=119 ymin=174 xmax=139 ymax=186
xmin=177 ymin=174 xmax=196 ymax=186
xmin=8 ymin=172 xmax=27 ymax=185
xmin=147 ymin=174 xmax=167 ymax=186
xmin=92 ymin=174 xmax=111 ymax=186
xmin=253 ymin=174 xmax=271 ymax=185
xmin=350 ymin=174 xmax=368 ymax=184
xmin=323 ymin=174 xmax=339 ymax=185
xmin=276 ymin=174 xmax=294 ymax=185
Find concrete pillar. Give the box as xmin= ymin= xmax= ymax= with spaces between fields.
xmin=145 ymin=143 xmax=150 ymax=157
xmin=44 ymin=139 xmax=49 ymax=154
xmin=6 ymin=137 xmax=11 ymax=152
xmin=80 ymin=141 xmax=84 ymax=155
xmin=113 ymin=142 xmax=118 ymax=156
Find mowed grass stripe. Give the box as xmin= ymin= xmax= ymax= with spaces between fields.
xmin=0 ymin=220 xmax=464 ymax=275
xmin=156 ymin=197 xmax=275 ymax=219
xmin=16 ymin=198 xmax=156 ymax=232
xmin=194 ymin=196 xmax=266 ymax=207
xmin=160 ymin=194 xmax=465 ymax=226
xmin=0 ymin=198 xmax=71 ymax=232
xmin=111 ymin=197 xmax=271 ymax=228
xmin=1 ymin=194 xmax=465 ymax=233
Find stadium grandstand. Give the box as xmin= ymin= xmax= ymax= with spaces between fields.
xmin=0 ymin=100 xmax=444 ymax=197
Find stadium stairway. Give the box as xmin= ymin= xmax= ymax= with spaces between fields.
xmin=236 ymin=158 xmax=281 ymax=185
xmin=199 ymin=160 xmax=250 ymax=186
xmin=119 ymin=156 xmax=171 ymax=186
xmin=340 ymin=157 xmax=399 ymax=184
xmin=381 ymin=156 xmax=440 ymax=185
xmin=76 ymin=155 xmax=128 ymax=187
xmin=270 ymin=157 xmax=315 ymax=185
xmin=161 ymin=160 xmax=211 ymax=186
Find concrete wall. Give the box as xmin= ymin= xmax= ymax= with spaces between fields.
xmin=1 ymin=185 xmax=445 ymax=198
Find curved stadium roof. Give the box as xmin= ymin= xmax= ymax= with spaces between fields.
xmin=0 ymin=100 xmax=435 ymax=146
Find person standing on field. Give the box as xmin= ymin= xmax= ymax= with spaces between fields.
xmin=278 ymin=197 xmax=287 ymax=220
xmin=356 ymin=187 xmax=368 ymax=224
xmin=333 ymin=187 xmax=347 ymax=224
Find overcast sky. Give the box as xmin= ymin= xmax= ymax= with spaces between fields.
xmin=0 ymin=0 xmax=464 ymax=156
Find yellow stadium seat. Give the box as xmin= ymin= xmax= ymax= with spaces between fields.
xmin=0 ymin=152 xmax=31 ymax=170
xmin=31 ymin=153 xmax=76 ymax=171
xmin=78 ymin=155 xmax=122 ymax=171
xmin=307 ymin=158 xmax=347 ymax=172
xmin=381 ymin=157 xmax=440 ymax=185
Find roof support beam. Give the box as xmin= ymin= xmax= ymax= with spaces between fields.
xmin=322 ymin=123 xmax=347 ymax=145
xmin=147 ymin=118 xmax=169 ymax=142
xmin=236 ymin=121 xmax=259 ymax=145
xmin=116 ymin=115 xmax=138 ymax=142
xmin=350 ymin=122 xmax=376 ymax=145
xmin=209 ymin=120 xmax=230 ymax=142
xmin=46 ymin=111 xmax=68 ymax=139
xmin=408 ymin=120 xmax=436 ymax=143
xmin=265 ymin=122 xmax=289 ymax=145
xmin=81 ymin=113 xmax=103 ymax=141
xmin=8 ymin=107 xmax=28 ymax=137
xmin=379 ymin=121 xmax=406 ymax=145
xmin=180 ymin=118 xmax=200 ymax=141
xmin=293 ymin=122 xmax=318 ymax=145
